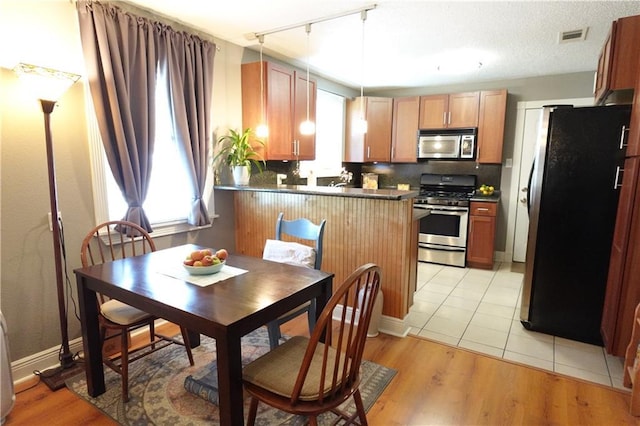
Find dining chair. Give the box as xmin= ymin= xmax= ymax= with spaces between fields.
xmin=263 ymin=212 xmax=326 ymax=349
xmin=80 ymin=220 xmax=194 ymax=402
xmin=243 ymin=263 xmax=382 ymax=425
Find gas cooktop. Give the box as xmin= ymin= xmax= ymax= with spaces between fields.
xmin=415 ymin=173 xmax=477 ymax=206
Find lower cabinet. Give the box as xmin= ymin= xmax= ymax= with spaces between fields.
xmin=467 ymin=201 xmax=497 ymax=269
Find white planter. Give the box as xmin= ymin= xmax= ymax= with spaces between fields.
xmin=232 ymin=165 xmax=251 ymax=186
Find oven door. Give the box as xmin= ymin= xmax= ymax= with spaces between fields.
xmin=415 ymin=204 xmax=469 ymax=267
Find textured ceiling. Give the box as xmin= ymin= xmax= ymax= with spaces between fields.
xmin=126 ymin=0 xmax=640 ymax=90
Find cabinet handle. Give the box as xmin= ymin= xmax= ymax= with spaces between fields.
xmin=448 ymin=111 xmax=451 ymax=125
xmin=443 ymin=112 xmax=447 ymax=126
xmin=620 ymin=125 xmax=629 ymax=150
xmin=477 ymin=208 xmax=490 ymax=212
xmin=367 ymin=146 xmax=370 ymax=159
xmin=614 ymin=166 xmax=624 ymax=189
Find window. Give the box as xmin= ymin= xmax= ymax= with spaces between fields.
xmin=105 ymin=76 xmax=192 ymax=224
xmin=299 ymin=89 xmax=345 ymax=178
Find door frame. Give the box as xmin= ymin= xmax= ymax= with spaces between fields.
xmin=504 ymin=97 xmax=593 ymax=263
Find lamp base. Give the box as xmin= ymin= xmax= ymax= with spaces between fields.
xmin=40 ymin=361 xmax=85 ymax=391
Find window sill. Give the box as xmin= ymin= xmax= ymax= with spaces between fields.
xmin=98 ymin=214 xmax=219 ymax=245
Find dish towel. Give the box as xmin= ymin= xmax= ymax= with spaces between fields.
xmin=262 ymin=239 xmax=316 ymax=269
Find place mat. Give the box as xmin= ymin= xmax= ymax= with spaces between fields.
xmin=158 ymin=264 xmax=248 ymax=287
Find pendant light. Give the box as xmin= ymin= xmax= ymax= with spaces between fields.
xmin=299 ymin=23 xmax=315 ymax=135
xmin=255 ymin=35 xmax=269 ymax=138
xmin=355 ymin=10 xmax=368 ymax=134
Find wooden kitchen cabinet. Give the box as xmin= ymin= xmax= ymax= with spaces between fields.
xmin=419 ymin=92 xmax=479 ymax=129
xmin=477 ymin=89 xmax=507 ymax=164
xmin=241 ymin=61 xmax=316 ymax=161
xmin=594 ymin=14 xmax=640 ymax=105
xmin=345 ymin=96 xmax=393 ymax=162
xmin=391 ymin=96 xmax=419 ymax=163
xmin=623 ymin=303 xmax=640 ymax=415
xmin=467 ymin=201 xmax=497 ymax=269
xmin=602 ymin=157 xmax=640 ymax=356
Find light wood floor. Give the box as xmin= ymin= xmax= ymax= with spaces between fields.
xmin=6 ymin=319 xmax=639 ymax=425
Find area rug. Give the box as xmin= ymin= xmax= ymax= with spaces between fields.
xmin=66 ymin=328 xmax=396 ymax=425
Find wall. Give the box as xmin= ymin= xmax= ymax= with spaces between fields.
xmin=0 ymin=3 xmax=240 ymax=363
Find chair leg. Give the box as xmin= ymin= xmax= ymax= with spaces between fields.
xmin=266 ymin=322 xmax=281 ymax=350
xmin=247 ymin=396 xmax=259 ymax=426
xmin=307 ymin=300 xmax=317 ymax=334
xmin=149 ymin=321 xmax=156 ymax=350
xmin=353 ymin=389 xmax=368 ymax=426
xmin=308 ymin=416 xmax=318 ymax=426
xmin=179 ymin=326 xmax=195 ymax=366
xmin=120 ymin=330 xmax=130 ymax=402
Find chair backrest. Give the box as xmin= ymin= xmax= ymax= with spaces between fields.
xmin=275 ymin=212 xmax=326 ymax=270
xmin=291 ymin=263 xmax=381 ymax=405
xmin=80 ymin=220 xmax=156 ymax=268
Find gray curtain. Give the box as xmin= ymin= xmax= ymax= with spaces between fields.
xmin=77 ymin=1 xmax=216 ymax=229
xmin=159 ymin=28 xmax=215 ymax=226
xmin=77 ymin=0 xmax=157 ymax=230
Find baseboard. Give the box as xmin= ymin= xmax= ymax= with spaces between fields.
xmin=332 ymin=304 xmax=410 ymax=339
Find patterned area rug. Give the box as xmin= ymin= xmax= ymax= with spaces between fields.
xmin=66 ymin=328 xmax=396 ymax=425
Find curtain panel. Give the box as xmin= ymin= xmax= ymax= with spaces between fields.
xmin=76 ymin=0 xmax=216 ymax=230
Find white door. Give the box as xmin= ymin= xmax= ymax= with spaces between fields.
xmin=507 ymin=98 xmax=593 ymax=263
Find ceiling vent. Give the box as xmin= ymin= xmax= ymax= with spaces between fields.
xmin=559 ymin=28 xmax=588 ymax=43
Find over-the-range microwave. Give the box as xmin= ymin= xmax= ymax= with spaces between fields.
xmin=417 ymin=128 xmax=477 ymax=160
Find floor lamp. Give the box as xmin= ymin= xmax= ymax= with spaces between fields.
xmin=13 ymin=63 xmax=84 ymax=390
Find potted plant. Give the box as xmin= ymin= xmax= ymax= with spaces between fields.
xmin=214 ymin=128 xmax=265 ymax=186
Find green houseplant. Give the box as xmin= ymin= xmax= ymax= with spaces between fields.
xmin=214 ymin=128 xmax=265 ymax=186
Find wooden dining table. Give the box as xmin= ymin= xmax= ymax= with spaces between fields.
xmin=74 ymin=243 xmax=334 ymax=425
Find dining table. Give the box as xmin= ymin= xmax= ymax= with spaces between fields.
xmin=74 ymin=243 xmax=334 ymax=425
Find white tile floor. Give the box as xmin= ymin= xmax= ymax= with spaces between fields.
xmin=408 ymin=261 xmax=628 ymax=390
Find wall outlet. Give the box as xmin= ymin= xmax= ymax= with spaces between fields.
xmin=47 ymin=211 xmax=62 ymax=231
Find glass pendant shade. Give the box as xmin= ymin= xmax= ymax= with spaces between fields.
xmin=256 ymin=123 xmax=269 ymax=138
xmin=299 ymin=119 xmax=315 ymax=135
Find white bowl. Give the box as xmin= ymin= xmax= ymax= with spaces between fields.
xmin=183 ymin=261 xmax=225 ymax=275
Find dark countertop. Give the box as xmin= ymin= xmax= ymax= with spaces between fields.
xmin=215 ymin=184 xmax=419 ymax=200
xmin=470 ymin=190 xmax=501 ymax=203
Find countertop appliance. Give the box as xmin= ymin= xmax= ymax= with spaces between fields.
xmin=414 ymin=173 xmax=477 ymax=267
xmin=520 ymin=104 xmax=631 ymax=345
xmin=417 ymin=128 xmax=476 ymax=160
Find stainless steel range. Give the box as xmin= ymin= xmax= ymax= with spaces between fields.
xmin=414 ymin=173 xmax=477 ymax=267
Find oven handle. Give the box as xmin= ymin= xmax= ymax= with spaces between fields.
xmin=414 ymin=205 xmax=469 ymax=213
xmin=419 ymin=242 xmax=466 ymax=252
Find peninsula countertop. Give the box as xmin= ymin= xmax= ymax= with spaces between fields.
xmin=215 ymin=184 xmax=420 ymax=200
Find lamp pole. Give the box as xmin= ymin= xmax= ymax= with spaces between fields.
xmin=40 ymin=99 xmax=74 ymax=370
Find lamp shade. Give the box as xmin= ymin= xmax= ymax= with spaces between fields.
xmin=13 ymin=63 xmax=80 ymax=102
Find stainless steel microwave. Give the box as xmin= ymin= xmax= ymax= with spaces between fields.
xmin=417 ymin=128 xmax=477 ymax=160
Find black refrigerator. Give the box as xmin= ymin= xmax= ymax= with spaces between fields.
xmin=519 ymin=104 xmax=630 ymax=345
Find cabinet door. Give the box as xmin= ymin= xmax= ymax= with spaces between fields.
xmin=467 ymin=202 xmax=497 ymax=269
xmin=601 ymin=157 xmax=640 ymax=355
xmin=344 ymin=98 xmax=365 ymax=162
xmin=265 ymin=62 xmax=295 ymax=160
xmin=594 ymin=26 xmax=614 ymax=102
xmin=477 ymin=90 xmax=507 ymax=164
xmin=391 ymin=96 xmax=419 ymax=163
xmin=609 ymin=15 xmax=640 ymax=92
xmin=365 ymin=97 xmax=393 ymax=162
xmin=294 ymin=71 xmax=316 ymax=160
xmin=448 ymin=92 xmax=479 ymax=128
xmin=627 ymin=67 xmax=640 ymax=157
xmin=419 ymin=95 xmax=448 ymax=129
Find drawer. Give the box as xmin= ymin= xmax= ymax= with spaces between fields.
xmin=470 ymin=201 xmax=497 ymax=217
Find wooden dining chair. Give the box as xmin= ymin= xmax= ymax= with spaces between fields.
xmin=243 ymin=263 xmax=382 ymax=425
xmin=80 ymin=220 xmax=194 ymax=402
xmin=263 ymin=212 xmax=326 ymax=349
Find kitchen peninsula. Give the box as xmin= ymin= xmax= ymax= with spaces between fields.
xmin=215 ymin=184 xmax=420 ymax=335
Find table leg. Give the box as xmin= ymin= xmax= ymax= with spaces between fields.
xmin=76 ymin=275 xmax=105 ymax=397
xmin=186 ymin=330 xmax=201 ymax=348
xmin=215 ymin=332 xmax=244 ymax=425
xmin=316 ymin=276 xmax=333 ymax=343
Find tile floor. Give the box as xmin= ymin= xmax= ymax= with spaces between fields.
xmin=407 ymin=261 xmax=628 ymax=390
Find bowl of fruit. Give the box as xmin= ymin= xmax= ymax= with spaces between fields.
xmin=478 ymin=184 xmax=495 ymax=196
xmin=183 ymin=248 xmax=229 ymax=275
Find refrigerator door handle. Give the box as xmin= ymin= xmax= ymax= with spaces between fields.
xmin=620 ymin=125 xmax=629 ymax=150
xmin=614 ymin=166 xmax=624 ymax=189
xmin=526 ymin=160 xmax=535 ymax=215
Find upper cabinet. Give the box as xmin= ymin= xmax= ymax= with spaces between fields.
xmin=391 ymin=96 xmax=419 ymax=163
xmin=595 ymin=14 xmax=640 ymax=105
xmin=477 ymin=89 xmax=508 ymax=164
xmin=241 ymin=61 xmax=316 ymax=161
xmin=345 ymin=97 xmax=393 ymax=163
xmin=419 ymin=92 xmax=479 ymax=129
